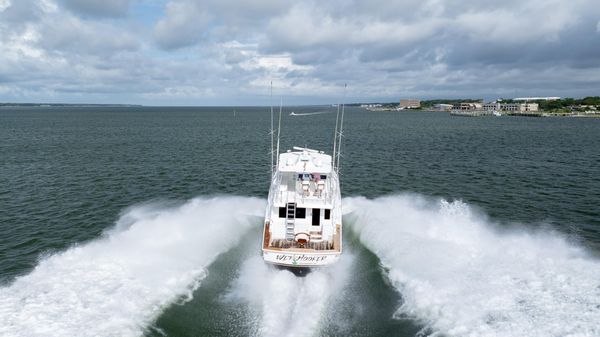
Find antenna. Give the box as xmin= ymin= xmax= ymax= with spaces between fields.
xmin=270 ymin=82 xmax=274 ymax=176
xmin=336 ymin=84 xmax=347 ymax=172
xmin=275 ymin=97 xmax=282 ymax=168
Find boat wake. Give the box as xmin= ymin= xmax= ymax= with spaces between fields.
xmin=0 ymin=196 xmax=264 ymax=337
xmin=345 ymin=194 xmax=600 ymax=337
xmin=228 ymin=254 xmax=353 ymax=337
xmin=289 ymin=111 xmax=331 ymax=116
xmin=3 ymin=193 xmax=598 ymax=336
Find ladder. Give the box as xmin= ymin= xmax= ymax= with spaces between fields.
xmin=285 ymin=202 xmax=296 ymax=241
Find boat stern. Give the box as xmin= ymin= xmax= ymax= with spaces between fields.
xmin=262 ymin=248 xmax=341 ymax=267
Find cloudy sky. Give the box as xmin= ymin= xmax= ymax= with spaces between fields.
xmin=0 ymin=0 xmax=599 ymax=105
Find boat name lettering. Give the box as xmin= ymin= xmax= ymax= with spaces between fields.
xmin=275 ymin=254 xmax=327 ymax=262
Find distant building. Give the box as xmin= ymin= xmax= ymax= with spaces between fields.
xmin=500 ymin=103 xmax=520 ymax=112
xmin=400 ymin=99 xmax=421 ymax=109
xmin=450 ymin=102 xmax=489 ymax=116
xmin=520 ymin=103 xmax=539 ymax=112
xmin=452 ymin=100 xmax=541 ymax=115
xmin=483 ymin=102 xmax=500 ymax=111
xmin=433 ymin=103 xmax=453 ymax=111
xmin=496 ymin=103 xmax=539 ymax=112
xmin=514 ymin=97 xmax=560 ymax=101
xmin=452 ymin=102 xmax=483 ymax=110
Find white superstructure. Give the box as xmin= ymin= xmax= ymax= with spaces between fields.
xmin=262 ymin=147 xmax=342 ymax=267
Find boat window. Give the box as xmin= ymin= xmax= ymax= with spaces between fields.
xmin=312 ymin=209 xmax=321 ymax=226
xmin=279 ymin=207 xmax=286 ymax=218
xmin=295 ymin=207 xmax=306 ymax=218
xmin=324 ymin=209 xmax=331 ymax=220
xmin=320 ymin=175 xmax=327 ymax=180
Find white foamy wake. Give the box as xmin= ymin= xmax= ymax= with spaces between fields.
xmin=345 ymin=194 xmax=600 ymax=337
xmin=0 ymin=196 xmax=264 ymax=337
xmin=229 ymin=254 xmax=353 ymax=337
xmin=289 ymin=111 xmax=331 ymax=117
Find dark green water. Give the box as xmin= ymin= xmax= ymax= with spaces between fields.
xmin=1 ymin=107 xmax=599 ymax=337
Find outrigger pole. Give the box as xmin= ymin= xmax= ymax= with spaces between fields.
xmin=275 ymin=97 xmax=282 ymax=168
xmin=335 ymin=84 xmax=347 ymax=172
xmin=270 ymin=81 xmax=274 ymax=176
xmin=332 ymin=94 xmax=340 ymax=172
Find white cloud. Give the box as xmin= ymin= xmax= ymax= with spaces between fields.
xmin=266 ymin=3 xmax=443 ymax=52
xmin=0 ymin=0 xmax=11 ymax=12
xmin=39 ymin=0 xmax=57 ymax=13
xmin=153 ymin=85 xmax=216 ymax=97
xmin=5 ymin=24 xmax=44 ymax=59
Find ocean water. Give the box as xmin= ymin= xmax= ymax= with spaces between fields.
xmin=1 ymin=106 xmax=599 ymax=337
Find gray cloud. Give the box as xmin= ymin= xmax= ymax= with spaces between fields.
xmin=0 ymin=0 xmax=49 ymax=23
xmin=62 ymin=0 xmax=132 ymax=17
xmin=1 ymin=0 xmax=599 ymax=105
xmin=40 ymin=17 xmax=140 ymax=56
xmin=154 ymin=1 xmax=209 ymax=49
xmin=153 ymin=0 xmax=293 ymax=50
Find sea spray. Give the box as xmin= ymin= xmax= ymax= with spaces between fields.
xmin=0 ymin=196 xmax=264 ymax=337
xmin=344 ymin=194 xmax=600 ymax=337
xmin=228 ymin=254 xmax=353 ymax=337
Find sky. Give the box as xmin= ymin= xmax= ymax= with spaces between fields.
xmin=0 ymin=0 xmax=599 ymax=105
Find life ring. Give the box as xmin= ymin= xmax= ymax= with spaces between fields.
xmin=294 ymin=232 xmax=310 ymax=246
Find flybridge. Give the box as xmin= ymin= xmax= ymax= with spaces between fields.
xmin=277 ymin=149 xmax=333 ymax=174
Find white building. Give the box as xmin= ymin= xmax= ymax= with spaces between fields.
xmin=514 ymin=97 xmax=560 ymax=101
xmin=433 ymin=103 xmax=453 ymax=111
xmin=520 ymin=103 xmax=539 ymax=112
xmin=497 ymin=103 xmax=539 ymax=112
xmin=452 ymin=102 xmax=483 ymax=110
xmin=483 ymin=102 xmax=500 ymax=111
xmin=500 ymin=103 xmax=520 ymax=112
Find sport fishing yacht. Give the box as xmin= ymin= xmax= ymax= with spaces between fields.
xmin=262 ymin=147 xmax=342 ymax=267
xmin=262 ymin=90 xmax=345 ymax=268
